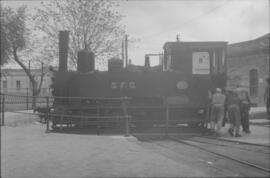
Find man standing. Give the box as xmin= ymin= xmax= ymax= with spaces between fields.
xmin=210 ymin=88 xmax=226 ymax=135
xmin=264 ymin=77 xmax=270 ymax=120
xmin=236 ymin=86 xmax=251 ymax=133
xmin=225 ymin=90 xmax=242 ymax=137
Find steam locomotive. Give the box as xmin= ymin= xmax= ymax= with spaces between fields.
xmin=50 ymin=31 xmax=227 ymax=129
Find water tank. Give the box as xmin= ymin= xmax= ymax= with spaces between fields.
xmin=77 ymin=50 xmax=95 ymax=73
xmin=108 ymin=57 xmax=123 ymax=72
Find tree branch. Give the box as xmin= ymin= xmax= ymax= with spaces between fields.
xmin=12 ymin=46 xmax=36 ymax=89
xmin=37 ymin=62 xmax=44 ymax=95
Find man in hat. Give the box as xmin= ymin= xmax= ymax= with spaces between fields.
xmin=210 ymin=88 xmax=226 ymax=135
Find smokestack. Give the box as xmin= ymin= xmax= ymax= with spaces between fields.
xmin=145 ymin=55 xmax=150 ymax=67
xmin=59 ymin=31 xmax=69 ymax=71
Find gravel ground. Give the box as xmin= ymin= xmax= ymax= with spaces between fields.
xmin=218 ymin=123 xmax=270 ymax=145
xmin=2 ymin=112 xmax=269 ymax=178
xmin=1 ymin=113 xmax=210 ymax=178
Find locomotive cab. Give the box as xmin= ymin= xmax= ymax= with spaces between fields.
xmin=160 ymin=41 xmax=227 ymax=125
xmin=163 ymin=41 xmax=227 ymax=91
xmin=163 ymin=41 xmax=227 ymax=76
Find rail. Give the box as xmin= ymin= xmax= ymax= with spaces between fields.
xmin=170 ymin=136 xmax=270 ymax=173
xmin=174 ymin=135 xmax=270 ymax=154
xmin=137 ymin=135 xmax=270 ymax=174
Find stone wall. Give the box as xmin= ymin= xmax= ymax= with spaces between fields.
xmin=227 ymin=53 xmax=269 ymax=106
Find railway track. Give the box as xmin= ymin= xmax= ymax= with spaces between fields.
xmin=170 ymin=136 xmax=270 ymax=173
xmin=135 ymin=134 xmax=270 ymax=176
xmin=177 ymin=135 xmax=270 ymax=154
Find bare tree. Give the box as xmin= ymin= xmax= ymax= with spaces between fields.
xmin=0 ymin=5 xmax=9 ymax=66
xmin=1 ymin=5 xmax=52 ymax=108
xmin=33 ymin=0 xmax=125 ymax=69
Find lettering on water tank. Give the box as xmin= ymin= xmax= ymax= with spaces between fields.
xmin=129 ymin=81 xmax=136 ymax=89
xmin=111 ymin=82 xmax=117 ymax=89
xmin=120 ymin=82 xmax=126 ymax=89
xmin=111 ymin=81 xmax=136 ymax=89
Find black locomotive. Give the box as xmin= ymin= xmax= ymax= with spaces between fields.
xmin=50 ymin=31 xmax=227 ymax=129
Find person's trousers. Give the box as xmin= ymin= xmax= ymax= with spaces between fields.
xmin=210 ymin=104 xmax=224 ymax=132
xmin=240 ymin=103 xmax=250 ymax=132
xmin=228 ymin=104 xmax=241 ymax=134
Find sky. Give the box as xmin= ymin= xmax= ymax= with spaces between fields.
xmin=119 ymin=0 xmax=270 ymax=65
xmin=2 ymin=0 xmax=270 ymax=68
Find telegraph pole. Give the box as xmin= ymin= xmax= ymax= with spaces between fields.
xmin=122 ymin=39 xmax=125 ymax=67
xmin=28 ymin=60 xmax=31 ymax=90
xmin=125 ymin=34 xmax=128 ymax=68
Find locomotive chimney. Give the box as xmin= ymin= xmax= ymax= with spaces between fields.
xmin=59 ymin=31 xmax=69 ymax=72
xmin=145 ymin=55 xmax=150 ymax=67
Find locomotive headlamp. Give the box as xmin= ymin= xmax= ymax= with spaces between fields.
xmin=176 ymin=81 xmax=188 ymax=90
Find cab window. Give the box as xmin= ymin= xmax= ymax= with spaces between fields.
xmin=212 ymin=49 xmax=226 ymax=74
xmin=192 ymin=52 xmax=210 ymax=74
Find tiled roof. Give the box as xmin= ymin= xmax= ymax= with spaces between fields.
xmin=163 ymin=41 xmax=228 ymax=50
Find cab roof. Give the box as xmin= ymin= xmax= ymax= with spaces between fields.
xmin=163 ymin=41 xmax=228 ymax=50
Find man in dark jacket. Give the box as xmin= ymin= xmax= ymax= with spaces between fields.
xmin=236 ymin=86 xmax=251 ymax=133
xmin=225 ymin=90 xmax=242 ymax=137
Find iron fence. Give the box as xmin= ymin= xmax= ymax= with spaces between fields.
xmin=0 ymin=93 xmax=132 ymax=136
xmin=0 ymin=93 xmax=210 ymax=136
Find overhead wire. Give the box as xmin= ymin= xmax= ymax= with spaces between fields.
xmin=139 ymin=0 xmax=228 ymax=41
xmin=126 ymin=0 xmax=229 ymax=55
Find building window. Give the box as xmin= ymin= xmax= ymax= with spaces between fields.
xmin=16 ymin=80 xmax=21 ymax=90
xmin=166 ymin=55 xmax=172 ymax=71
xmin=3 ymin=80 xmax=7 ymax=89
xmin=249 ymin=69 xmax=258 ymax=97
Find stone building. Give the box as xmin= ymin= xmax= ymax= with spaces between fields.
xmin=1 ymin=68 xmax=52 ymax=96
xmin=227 ymin=33 xmax=270 ymax=106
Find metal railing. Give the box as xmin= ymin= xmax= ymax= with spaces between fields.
xmin=0 ymin=93 xmax=132 ymax=136
xmin=0 ymin=93 xmax=209 ymax=136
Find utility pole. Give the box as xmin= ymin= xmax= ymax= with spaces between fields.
xmin=28 ymin=60 xmax=31 ymax=91
xmin=28 ymin=60 xmax=34 ymax=109
xmin=125 ymin=34 xmax=128 ymax=68
xmin=122 ymin=39 xmax=125 ymax=67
